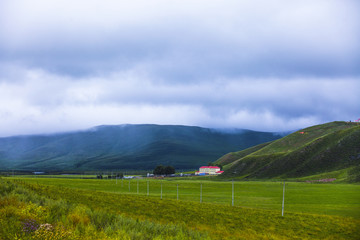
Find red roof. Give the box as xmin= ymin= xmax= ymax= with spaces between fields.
xmin=216 ymin=171 xmax=224 ymax=174
xmin=200 ymin=166 xmax=220 ymax=169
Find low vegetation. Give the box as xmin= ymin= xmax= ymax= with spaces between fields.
xmin=1 ymin=177 xmax=359 ymax=239
xmin=9 ymin=177 xmax=360 ymax=218
xmin=0 ymin=179 xmax=207 ymax=240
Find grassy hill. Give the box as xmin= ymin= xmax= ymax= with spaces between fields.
xmin=0 ymin=124 xmax=282 ymax=171
xmin=217 ymin=121 xmax=360 ymax=182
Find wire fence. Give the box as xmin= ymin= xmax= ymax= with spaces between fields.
xmin=8 ymin=175 xmax=360 ymax=218
xmin=110 ymin=178 xmax=287 ymax=213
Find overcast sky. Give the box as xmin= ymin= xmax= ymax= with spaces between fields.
xmin=0 ymin=0 xmax=359 ymax=137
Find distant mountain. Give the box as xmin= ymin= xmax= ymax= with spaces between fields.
xmin=0 ymin=124 xmax=283 ymax=171
xmin=217 ymin=121 xmax=360 ymax=182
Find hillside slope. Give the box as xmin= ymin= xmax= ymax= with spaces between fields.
xmin=0 ymin=124 xmax=282 ymax=171
xmin=218 ymin=121 xmax=360 ymax=181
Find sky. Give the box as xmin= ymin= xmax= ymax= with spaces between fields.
xmin=0 ymin=0 xmax=359 ymax=137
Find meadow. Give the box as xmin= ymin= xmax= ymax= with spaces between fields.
xmin=1 ymin=176 xmax=359 ymax=239
xmin=11 ymin=176 xmax=360 ymax=218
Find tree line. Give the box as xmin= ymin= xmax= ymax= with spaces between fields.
xmin=153 ymin=165 xmax=175 ymax=175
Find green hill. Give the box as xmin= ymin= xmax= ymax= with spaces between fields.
xmin=0 ymin=124 xmax=282 ymax=171
xmin=217 ymin=121 xmax=360 ymax=182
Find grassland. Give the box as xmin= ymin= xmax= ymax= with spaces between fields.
xmin=218 ymin=121 xmax=360 ymax=180
xmin=9 ymin=176 xmax=360 ymax=218
xmin=0 ymin=179 xmax=207 ymax=240
xmin=1 ymin=177 xmax=359 ymax=239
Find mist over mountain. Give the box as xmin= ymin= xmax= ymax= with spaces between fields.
xmin=0 ymin=124 xmax=283 ymax=171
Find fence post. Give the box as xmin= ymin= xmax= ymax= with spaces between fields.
xmin=147 ymin=181 xmax=149 ymax=196
xmin=161 ymin=182 xmax=163 ymax=199
xmin=232 ymin=179 xmax=234 ymax=206
xmin=282 ymin=181 xmax=285 ymax=216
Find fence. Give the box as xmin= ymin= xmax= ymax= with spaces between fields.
xmin=113 ymin=178 xmax=289 ymax=215
xmin=9 ymin=175 xmax=357 ymax=218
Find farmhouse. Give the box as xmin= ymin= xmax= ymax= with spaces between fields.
xmin=195 ymin=166 xmax=224 ymax=175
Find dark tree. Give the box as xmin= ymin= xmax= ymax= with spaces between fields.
xmin=153 ymin=165 xmax=175 ymax=175
xmin=164 ymin=165 xmax=175 ymax=175
xmin=153 ymin=165 xmax=165 ymax=175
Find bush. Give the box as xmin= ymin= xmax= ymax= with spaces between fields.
xmin=153 ymin=165 xmax=175 ymax=175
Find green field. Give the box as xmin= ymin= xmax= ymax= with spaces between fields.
xmin=10 ymin=176 xmax=360 ymax=218
xmin=1 ymin=176 xmax=359 ymax=239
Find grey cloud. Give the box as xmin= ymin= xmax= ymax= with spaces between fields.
xmin=0 ymin=71 xmax=359 ymax=136
xmin=0 ymin=0 xmax=359 ymax=136
xmin=6 ymin=70 xmax=356 ymax=124
xmin=1 ymin=0 xmax=359 ymax=79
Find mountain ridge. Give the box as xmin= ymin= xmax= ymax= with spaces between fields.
xmin=0 ymin=124 xmax=283 ymax=171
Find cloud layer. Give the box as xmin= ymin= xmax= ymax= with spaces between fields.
xmin=0 ymin=0 xmax=359 ymax=136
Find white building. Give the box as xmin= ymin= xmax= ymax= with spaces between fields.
xmin=195 ymin=166 xmax=224 ymax=175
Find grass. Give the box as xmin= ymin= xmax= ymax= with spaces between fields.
xmin=253 ymin=121 xmax=359 ymax=155
xmin=291 ymin=168 xmax=352 ymax=182
xmin=216 ymin=142 xmax=272 ymax=168
xmin=9 ymin=176 xmax=360 ymax=219
xmin=2 ymin=177 xmax=359 ymax=239
xmin=220 ymin=121 xmax=360 ymax=180
xmin=0 ymin=179 xmax=206 ymax=240
xmin=11 ymin=174 xmax=98 ymax=179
